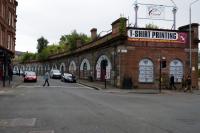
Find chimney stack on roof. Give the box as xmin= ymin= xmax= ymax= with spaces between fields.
xmin=91 ymin=28 xmax=97 ymax=41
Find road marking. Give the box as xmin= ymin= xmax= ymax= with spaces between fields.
xmin=0 ymin=90 xmax=13 ymax=94
xmin=29 ymin=130 xmax=54 ymax=133
xmin=0 ymin=118 xmax=36 ymax=127
xmin=17 ymin=85 xmax=92 ymax=89
xmin=77 ymin=83 xmax=94 ymax=90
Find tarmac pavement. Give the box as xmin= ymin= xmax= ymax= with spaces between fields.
xmin=0 ymin=76 xmax=200 ymax=133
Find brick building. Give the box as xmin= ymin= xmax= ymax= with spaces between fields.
xmin=0 ymin=0 xmax=18 ymax=86
xmin=15 ymin=18 xmax=199 ymax=89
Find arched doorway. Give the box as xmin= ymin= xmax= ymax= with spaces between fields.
xmin=80 ymin=58 xmax=91 ymax=79
xmin=83 ymin=62 xmax=87 ymax=78
xmin=96 ymin=55 xmax=111 ymax=81
xmin=60 ymin=63 xmax=66 ymax=75
xmin=100 ymin=60 xmax=108 ymax=81
xmin=51 ymin=64 xmax=57 ymax=70
xmin=69 ymin=61 xmax=76 ymax=75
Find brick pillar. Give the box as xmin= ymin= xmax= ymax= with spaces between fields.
xmin=179 ymin=23 xmax=199 ymax=89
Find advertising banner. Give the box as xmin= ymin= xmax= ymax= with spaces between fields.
xmin=128 ymin=29 xmax=187 ymax=44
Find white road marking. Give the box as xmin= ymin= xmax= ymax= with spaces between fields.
xmin=0 ymin=118 xmax=36 ymax=127
xmin=0 ymin=90 xmax=13 ymax=94
xmin=17 ymin=85 xmax=91 ymax=89
xmin=29 ymin=130 xmax=54 ymax=133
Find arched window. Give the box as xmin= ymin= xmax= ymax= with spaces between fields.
xmin=80 ymin=59 xmax=91 ymax=71
xmin=170 ymin=60 xmax=183 ymax=83
xmin=139 ymin=59 xmax=154 ymax=83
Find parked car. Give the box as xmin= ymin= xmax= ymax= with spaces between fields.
xmin=61 ymin=73 xmax=76 ymax=83
xmin=24 ymin=71 xmax=37 ymax=82
xmin=23 ymin=71 xmax=29 ymax=77
xmin=13 ymin=70 xmax=18 ymax=75
xmin=50 ymin=69 xmax=61 ymax=79
xmin=20 ymin=70 xmax=24 ymax=76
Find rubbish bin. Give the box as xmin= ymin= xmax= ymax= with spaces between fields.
xmin=123 ymin=77 xmax=133 ymax=89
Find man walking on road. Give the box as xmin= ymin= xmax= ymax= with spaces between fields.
xmin=170 ymin=75 xmax=177 ymax=90
xmin=43 ymin=72 xmax=50 ymax=87
xmin=184 ymin=75 xmax=192 ymax=93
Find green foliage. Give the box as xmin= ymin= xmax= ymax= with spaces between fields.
xmin=20 ymin=52 xmax=37 ymax=63
xmin=19 ymin=31 xmax=90 ymax=63
xmin=145 ymin=23 xmax=159 ymax=29
xmin=59 ymin=30 xmax=91 ymax=51
xmin=37 ymin=44 xmax=68 ymax=61
xmin=37 ymin=36 xmax=49 ymax=53
xmin=37 ymin=48 xmax=49 ymax=61
xmin=119 ymin=17 xmax=127 ymax=34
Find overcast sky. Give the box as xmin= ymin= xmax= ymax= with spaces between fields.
xmin=16 ymin=0 xmax=200 ymax=52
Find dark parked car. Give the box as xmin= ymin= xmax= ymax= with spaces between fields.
xmin=24 ymin=71 xmax=37 ymax=82
xmin=61 ymin=73 xmax=76 ymax=83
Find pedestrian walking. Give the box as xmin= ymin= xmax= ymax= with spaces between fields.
xmin=18 ymin=69 xmax=21 ymax=76
xmin=184 ymin=76 xmax=192 ymax=93
xmin=181 ymin=76 xmax=186 ymax=91
xmin=169 ymin=75 xmax=177 ymax=90
xmin=43 ymin=72 xmax=50 ymax=87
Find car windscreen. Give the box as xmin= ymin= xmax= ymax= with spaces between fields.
xmin=26 ymin=72 xmax=36 ymax=76
xmin=53 ymin=70 xmax=60 ymax=73
xmin=64 ymin=73 xmax=72 ymax=77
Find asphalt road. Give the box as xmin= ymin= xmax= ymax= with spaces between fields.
xmin=0 ymin=76 xmax=200 ymax=133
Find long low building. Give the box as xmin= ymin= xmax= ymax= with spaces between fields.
xmin=14 ymin=18 xmax=199 ymax=89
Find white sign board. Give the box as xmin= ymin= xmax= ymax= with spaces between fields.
xmin=147 ymin=5 xmax=165 ymax=19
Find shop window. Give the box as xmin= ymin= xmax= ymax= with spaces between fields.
xmin=139 ymin=59 xmax=154 ymax=83
xmin=170 ymin=60 xmax=183 ymax=83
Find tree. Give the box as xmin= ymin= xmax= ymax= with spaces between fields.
xmin=37 ymin=36 xmax=49 ymax=53
xmin=37 ymin=48 xmax=49 ymax=61
xmin=20 ymin=52 xmax=36 ymax=63
xmin=145 ymin=23 xmax=159 ymax=29
xmin=59 ymin=30 xmax=91 ymax=51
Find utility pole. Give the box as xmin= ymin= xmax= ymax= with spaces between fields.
xmin=189 ymin=0 xmax=200 ymax=89
xmin=3 ymin=51 xmax=5 ymax=87
xmin=159 ymin=56 xmax=162 ymax=93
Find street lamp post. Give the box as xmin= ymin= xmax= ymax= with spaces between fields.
xmin=189 ymin=0 xmax=199 ymax=80
xmin=134 ymin=3 xmax=139 ymax=28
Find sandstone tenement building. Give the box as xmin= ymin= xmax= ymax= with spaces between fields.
xmin=0 ymin=0 xmax=18 ymax=85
